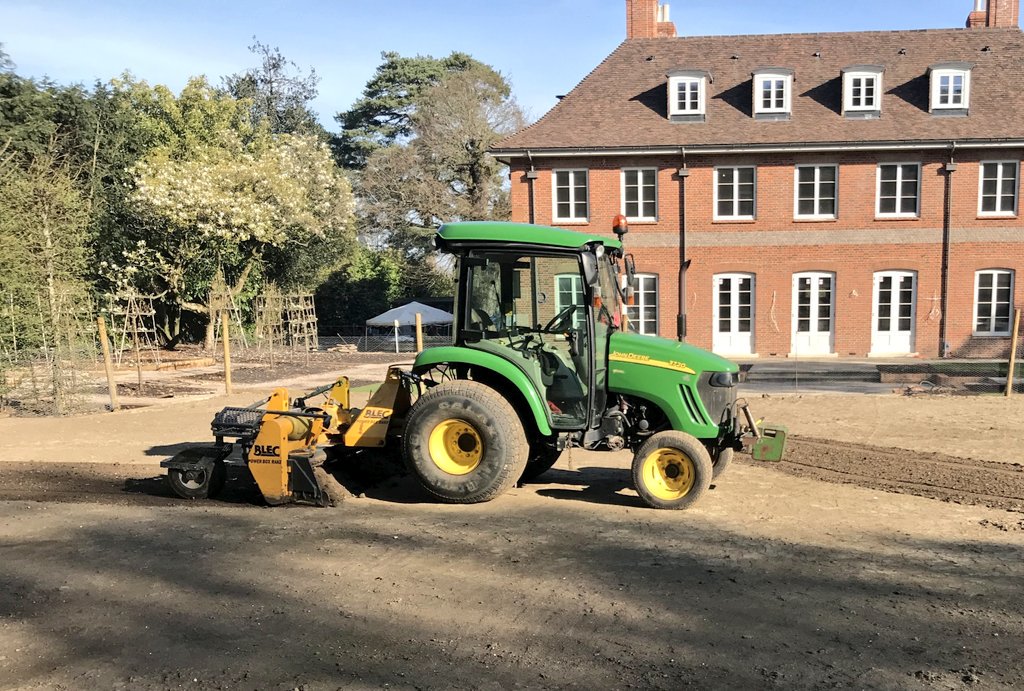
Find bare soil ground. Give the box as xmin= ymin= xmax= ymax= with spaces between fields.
xmin=0 ymin=366 xmax=1022 ymax=690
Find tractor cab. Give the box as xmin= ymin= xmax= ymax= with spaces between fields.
xmin=436 ymin=222 xmax=624 ymax=433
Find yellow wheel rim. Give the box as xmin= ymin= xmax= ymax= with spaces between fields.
xmin=427 ymin=419 xmax=483 ymax=475
xmin=640 ymin=448 xmax=696 ymax=501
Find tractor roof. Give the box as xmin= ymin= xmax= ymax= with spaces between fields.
xmin=437 ymin=221 xmax=622 ymax=251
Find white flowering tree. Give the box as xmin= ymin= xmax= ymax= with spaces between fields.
xmin=121 ymin=78 xmax=354 ymax=341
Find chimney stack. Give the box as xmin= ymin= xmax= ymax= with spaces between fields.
xmin=966 ymin=0 xmax=1020 ymax=28
xmin=626 ymin=0 xmax=677 ymax=39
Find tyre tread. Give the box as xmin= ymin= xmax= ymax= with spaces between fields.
xmin=404 ymin=380 xmax=529 ymax=504
xmin=631 ymin=430 xmax=713 ymax=510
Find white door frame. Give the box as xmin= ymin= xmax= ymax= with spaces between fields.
xmin=870 ymin=270 xmax=917 ymax=356
xmin=713 ymin=273 xmax=755 ymax=356
xmin=791 ymin=272 xmax=836 ymax=357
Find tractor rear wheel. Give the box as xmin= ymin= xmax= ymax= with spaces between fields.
xmin=632 ymin=431 xmax=712 ymax=510
xmin=403 ymin=381 xmax=528 ymax=503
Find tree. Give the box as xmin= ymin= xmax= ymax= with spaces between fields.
xmin=0 ymin=142 xmax=92 ymax=411
xmin=413 ymin=67 xmax=525 ymax=220
xmin=333 ymin=51 xmax=507 ymax=169
xmin=224 ymin=39 xmax=324 ymax=138
xmin=357 ymin=63 xmax=526 ymax=256
xmin=127 ymin=130 xmax=354 ymax=339
xmin=314 ymin=246 xmax=452 ymax=327
xmin=326 ymin=54 xmax=524 ymax=319
xmin=103 ymin=76 xmax=353 ymax=340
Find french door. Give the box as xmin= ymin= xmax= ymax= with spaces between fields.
xmin=871 ymin=271 xmax=916 ymax=355
xmin=713 ymin=273 xmax=755 ymax=355
xmin=792 ymin=272 xmax=835 ymax=356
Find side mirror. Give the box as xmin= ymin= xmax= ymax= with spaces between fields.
xmin=581 ymin=252 xmax=600 ymax=287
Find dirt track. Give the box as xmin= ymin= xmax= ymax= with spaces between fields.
xmin=2 ymin=432 xmax=1024 ymax=514
xmin=746 ymin=437 xmax=1024 ymax=513
xmin=1 ymin=385 xmax=1024 ymax=689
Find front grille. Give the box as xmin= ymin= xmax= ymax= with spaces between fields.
xmin=696 ymin=373 xmax=737 ymax=427
xmin=680 ymin=385 xmax=707 ymax=426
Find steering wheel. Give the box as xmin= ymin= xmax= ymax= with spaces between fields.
xmin=544 ymin=304 xmax=578 ymax=333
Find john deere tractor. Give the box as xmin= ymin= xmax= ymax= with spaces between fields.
xmin=164 ymin=221 xmax=779 ymax=510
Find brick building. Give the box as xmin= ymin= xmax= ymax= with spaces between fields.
xmin=492 ymin=0 xmax=1023 ymax=359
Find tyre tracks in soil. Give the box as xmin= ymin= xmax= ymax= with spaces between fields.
xmin=739 ymin=436 xmax=1024 ymax=513
xmin=2 ymin=436 xmax=1024 ymax=513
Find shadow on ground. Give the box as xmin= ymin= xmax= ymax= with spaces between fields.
xmin=0 ymin=495 xmax=1020 ymax=689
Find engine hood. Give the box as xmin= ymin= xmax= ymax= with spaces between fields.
xmin=608 ymin=331 xmax=738 ymax=376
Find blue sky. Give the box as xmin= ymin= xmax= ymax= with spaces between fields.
xmin=1 ymin=0 xmax=980 ymax=129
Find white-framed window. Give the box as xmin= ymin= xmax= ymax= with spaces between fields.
xmin=672 ymin=78 xmax=702 ymax=114
xmin=753 ymin=70 xmax=793 ymax=116
xmin=621 ymin=168 xmax=657 ymax=221
xmin=555 ymin=273 xmax=586 ymax=329
xmin=715 ymin=166 xmax=756 ymax=220
xmin=876 ymin=163 xmax=921 ymax=218
xmin=623 ymin=273 xmax=659 ymax=335
xmin=974 ymin=269 xmax=1014 ymax=335
xmin=930 ymin=66 xmax=972 ymax=112
xmin=795 ymin=165 xmax=838 ymax=219
xmin=667 ymin=71 xmax=708 ymax=117
xmin=552 ymin=169 xmax=589 ymax=222
xmin=843 ymin=70 xmax=883 ymax=112
xmin=978 ymin=161 xmax=1019 ymax=217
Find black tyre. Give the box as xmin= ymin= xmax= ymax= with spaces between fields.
xmin=711 ymin=447 xmax=733 ymax=480
xmin=167 ymin=461 xmax=227 ymax=500
xmin=519 ymin=442 xmax=561 ymax=483
xmin=403 ymin=380 xmax=529 ymax=503
xmin=631 ymin=431 xmax=713 ymax=510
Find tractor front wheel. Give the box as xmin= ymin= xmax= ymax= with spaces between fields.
xmin=403 ymin=381 xmax=528 ymax=503
xmin=632 ymin=431 xmax=712 ymax=510
xmin=711 ymin=447 xmax=733 ymax=480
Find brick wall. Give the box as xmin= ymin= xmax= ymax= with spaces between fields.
xmin=510 ymin=149 xmax=1024 ymax=358
xmin=986 ymin=0 xmax=1021 ymax=28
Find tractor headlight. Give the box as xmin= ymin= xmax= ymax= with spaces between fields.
xmin=708 ymin=371 xmax=735 ymax=388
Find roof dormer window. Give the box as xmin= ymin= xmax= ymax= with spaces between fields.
xmin=752 ymin=69 xmax=793 ymax=120
xmin=842 ymin=65 xmax=884 ymax=118
xmin=667 ymin=70 xmax=710 ymax=123
xmin=929 ymin=63 xmax=973 ymax=116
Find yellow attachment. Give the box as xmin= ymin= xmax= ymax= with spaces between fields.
xmin=343 ymin=367 xmax=411 ymax=448
xmin=314 ymin=377 xmax=352 ymax=439
xmin=247 ymin=412 xmax=325 ymax=504
xmin=267 ymin=388 xmax=290 ymax=412
xmin=427 ymin=419 xmax=483 ymax=475
xmin=327 ymin=377 xmax=350 ymax=410
xmin=639 ymin=448 xmax=696 ymax=501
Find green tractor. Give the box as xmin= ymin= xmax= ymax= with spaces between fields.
xmin=402 ymin=220 xmax=775 ymax=510
xmin=163 ymin=220 xmax=780 ymax=510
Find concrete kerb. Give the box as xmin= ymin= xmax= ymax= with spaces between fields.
xmin=734 ymin=357 xmax=1018 ymax=395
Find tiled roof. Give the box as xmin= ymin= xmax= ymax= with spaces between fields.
xmin=494 ymin=28 xmax=1024 ymax=153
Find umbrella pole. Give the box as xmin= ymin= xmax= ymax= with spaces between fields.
xmin=394 ymin=319 xmax=400 ymax=354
